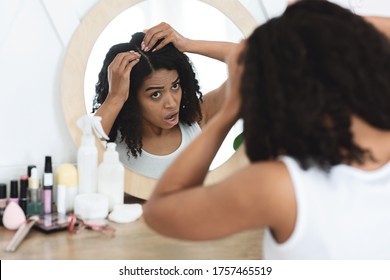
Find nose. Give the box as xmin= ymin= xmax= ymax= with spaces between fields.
xmin=164 ymin=92 xmax=178 ymax=109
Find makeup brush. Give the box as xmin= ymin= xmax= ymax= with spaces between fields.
xmin=5 ymin=215 xmax=39 ymax=252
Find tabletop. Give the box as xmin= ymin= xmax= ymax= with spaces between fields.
xmin=0 ymin=216 xmax=264 ymax=260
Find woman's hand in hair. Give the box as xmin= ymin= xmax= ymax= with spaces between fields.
xmin=143 ymin=22 xmax=235 ymax=62
xmin=94 ymin=51 xmax=140 ymax=136
xmin=107 ymin=51 xmax=141 ymax=104
xmin=142 ymin=22 xmax=188 ymax=52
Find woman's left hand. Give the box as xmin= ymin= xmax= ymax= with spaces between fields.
xmin=142 ymin=22 xmax=188 ymax=52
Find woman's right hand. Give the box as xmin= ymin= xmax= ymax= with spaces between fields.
xmin=94 ymin=51 xmax=140 ymax=136
xmin=107 ymin=50 xmax=141 ymax=104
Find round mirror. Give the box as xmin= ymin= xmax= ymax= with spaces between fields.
xmin=61 ymin=0 xmax=257 ymax=199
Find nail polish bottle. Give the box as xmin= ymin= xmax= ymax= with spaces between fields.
xmin=27 ymin=167 xmax=42 ymax=216
xmin=0 ymin=183 xmax=7 ymax=226
xmin=19 ymin=176 xmax=28 ymax=215
xmin=9 ymin=180 xmax=19 ymax=204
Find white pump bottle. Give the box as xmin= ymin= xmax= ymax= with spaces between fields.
xmin=76 ymin=115 xmax=108 ymax=194
xmin=98 ymin=142 xmax=125 ymax=210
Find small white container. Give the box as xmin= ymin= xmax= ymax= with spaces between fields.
xmin=108 ymin=204 xmax=143 ymax=223
xmin=74 ymin=193 xmax=109 ymax=220
xmin=98 ymin=142 xmax=125 ymax=210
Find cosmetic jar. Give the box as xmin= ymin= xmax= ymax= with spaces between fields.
xmin=74 ymin=193 xmax=109 ymax=220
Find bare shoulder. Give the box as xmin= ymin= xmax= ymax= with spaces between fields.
xmin=229 ymin=160 xmax=292 ymax=195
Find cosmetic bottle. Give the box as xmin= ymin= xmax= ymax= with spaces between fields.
xmin=27 ymin=165 xmax=36 ymax=177
xmin=42 ymin=156 xmax=53 ymax=214
xmin=19 ymin=176 xmax=28 ymax=215
xmin=56 ymin=163 xmax=78 ymax=213
xmin=76 ymin=115 xmax=109 ymax=194
xmin=27 ymin=167 xmax=42 ymax=216
xmin=0 ymin=183 xmax=7 ymax=226
xmin=77 ymin=116 xmax=98 ymax=194
xmin=9 ymin=180 xmax=19 ymax=204
xmin=98 ymin=142 xmax=125 ymax=211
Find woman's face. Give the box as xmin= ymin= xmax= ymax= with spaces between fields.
xmin=137 ymin=69 xmax=182 ymax=130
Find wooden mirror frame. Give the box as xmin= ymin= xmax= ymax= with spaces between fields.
xmin=61 ymin=0 xmax=257 ymax=199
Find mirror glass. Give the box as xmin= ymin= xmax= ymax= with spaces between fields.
xmin=61 ymin=0 xmax=257 ymax=198
xmin=84 ymin=0 xmax=244 ymax=178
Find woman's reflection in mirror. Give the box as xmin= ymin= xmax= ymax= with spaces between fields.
xmin=93 ymin=23 xmax=235 ymax=178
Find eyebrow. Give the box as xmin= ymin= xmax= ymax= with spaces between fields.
xmin=145 ymin=76 xmax=180 ymax=92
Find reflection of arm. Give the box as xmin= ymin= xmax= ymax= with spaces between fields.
xmin=182 ymin=38 xmax=236 ymax=125
xmin=199 ymin=82 xmax=226 ymax=128
xmin=194 ymin=40 xmax=236 ymax=126
xmin=182 ymin=39 xmax=236 ymax=125
xmin=94 ymin=95 xmax=125 ymax=137
xmin=195 ymin=45 xmax=231 ymax=126
xmin=364 ymin=16 xmax=390 ymax=39
xmin=183 ymin=39 xmax=236 ymax=62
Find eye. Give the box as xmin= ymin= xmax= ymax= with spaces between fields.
xmin=151 ymin=92 xmax=161 ymax=99
xmin=172 ymin=82 xmax=180 ymax=91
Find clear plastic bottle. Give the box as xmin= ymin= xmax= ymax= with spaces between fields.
xmin=77 ymin=116 xmax=98 ymax=194
xmin=98 ymin=142 xmax=124 ymax=210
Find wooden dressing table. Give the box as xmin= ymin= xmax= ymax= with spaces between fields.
xmin=0 ymin=216 xmax=263 ymax=260
xmin=1 ymin=196 xmax=263 ymax=260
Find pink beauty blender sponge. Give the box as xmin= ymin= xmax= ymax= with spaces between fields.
xmin=3 ymin=201 xmax=26 ymax=230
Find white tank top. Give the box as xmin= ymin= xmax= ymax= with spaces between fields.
xmin=263 ymin=155 xmax=390 ymax=259
xmin=116 ymin=122 xmax=201 ymax=179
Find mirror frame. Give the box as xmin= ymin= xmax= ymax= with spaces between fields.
xmin=61 ymin=0 xmax=257 ymax=199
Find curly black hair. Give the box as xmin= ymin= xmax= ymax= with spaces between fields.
xmin=240 ymin=0 xmax=390 ymax=170
xmin=93 ymin=32 xmax=203 ymax=157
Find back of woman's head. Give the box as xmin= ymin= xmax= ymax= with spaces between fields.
xmin=241 ymin=0 xmax=390 ymax=170
xmin=93 ymin=32 xmax=202 ymax=157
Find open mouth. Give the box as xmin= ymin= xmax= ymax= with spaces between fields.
xmin=164 ymin=112 xmax=179 ymax=125
xmin=165 ymin=112 xmax=178 ymax=121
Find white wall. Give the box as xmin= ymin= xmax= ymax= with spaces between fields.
xmin=0 ymin=0 xmax=388 ymax=190
xmin=0 ymin=0 xmax=97 ymax=183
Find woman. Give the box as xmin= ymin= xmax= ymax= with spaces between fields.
xmin=144 ymin=0 xmax=390 ymax=259
xmin=93 ymin=23 xmax=235 ymax=178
